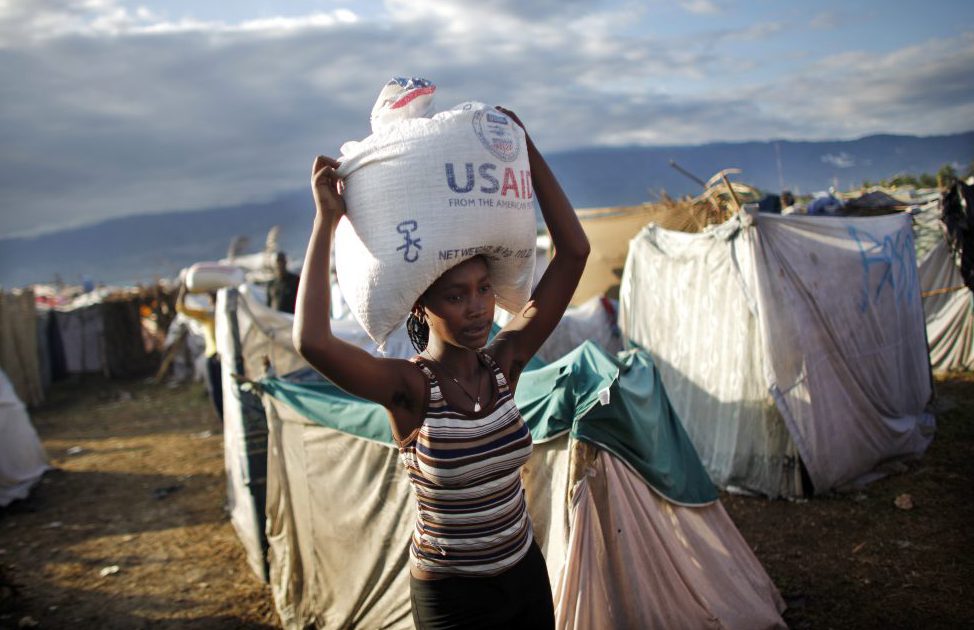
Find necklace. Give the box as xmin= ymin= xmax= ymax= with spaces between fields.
xmin=424 ymin=351 xmax=484 ymax=412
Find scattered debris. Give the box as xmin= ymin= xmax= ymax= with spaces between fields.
xmin=98 ymin=566 xmax=120 ymax=577
xmin=192 ymin=430 xmax=213 ymax=439
xmin=852 ymin=542 xmax=866 ymax=554
xmin=18 ymin=616 xmax=39 ymax=628
xmin=66 ymin=446 xmax=84 ymax=456
xmin=41 ymin=522 xmax=63 ymax=529
xmin=894 ymin=494 xmax=915 ymax=510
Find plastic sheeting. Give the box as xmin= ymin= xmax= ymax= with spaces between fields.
xmin=0 ymin=289 xmax=44 ymax=407
xmin=0 ymin=368 xmax=49 ymax=506
xmin=216 ymin=285 xmax=416 ymax=582
xmin=919 ymin=239 xmax=974 ymax=371
xmin=53 ymin=304 xmax=105 ymax=375
xmin=553 ymin=446 xmax=785 ymax=630
xmin=620 ymin=217 xmax=801 ymax=497
xmin=621 ymin=210 xmax=935 ymax=497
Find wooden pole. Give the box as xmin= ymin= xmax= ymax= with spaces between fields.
xmin=921 ymin=285 xmax=968 ymax=298
xmin=720 ymin=173 xmax=743 ymax=213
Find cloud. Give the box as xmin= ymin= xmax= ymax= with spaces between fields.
xmin=0 ymin=1 xmax=972 ymax=238
xmin=763 ymin=33 xmax=974 ymax=139
xmin=821 ymin=152 xmax=856 ymax=168
xmin=677 ymin=0 xmax=721 ymax=16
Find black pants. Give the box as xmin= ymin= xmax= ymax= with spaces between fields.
xmin=204 ymin=354 xmax=223 ymax=422
xmin=410 ymin=540 xmax=555 ymax=630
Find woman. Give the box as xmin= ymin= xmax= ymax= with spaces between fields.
xmin=293 ymin=108 xmax=589 ymax=629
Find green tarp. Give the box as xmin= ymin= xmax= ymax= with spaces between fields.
xmin=260 ymin=341 xmax=717 ymax=506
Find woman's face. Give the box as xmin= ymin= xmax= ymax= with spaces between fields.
xmin=421 ymin=256 xmax=494 ymax=350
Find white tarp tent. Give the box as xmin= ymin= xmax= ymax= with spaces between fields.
xmin=911 ymin=193 xmax=974 ymax=372
xmin=920 ymin=239 xmax=974 ymax=371
xmin=0 ymin=368 xmax=49 ymax=506
xmin=620 ymin=209 xmax=935 ymax=497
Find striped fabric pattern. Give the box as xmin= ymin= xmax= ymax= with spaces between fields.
xmin=398 ymin=351 xmax=534 ymax=577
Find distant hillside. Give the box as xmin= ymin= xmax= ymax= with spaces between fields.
xmin=547 ymin=130 xmax=974 ymax=208
xmin=0 ymin=192 xmax=315 ymax=288
xmin=1 ymin=130 xmax=971 ymax=288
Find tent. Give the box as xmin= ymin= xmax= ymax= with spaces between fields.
xmin=0 ymin=368 xmax=49 ymax=506
xmin=214 ymin=285 xmax=417 ymax=580
xmin=259 ymin=342 xmax=785 ymax=629
xmin=620 ymin=208 xmax=935 ymax=498
xmin=915 ymin=185 xmax=973 ymax=372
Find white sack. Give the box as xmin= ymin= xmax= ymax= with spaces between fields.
xmin=186 ymin=262 xmax=245 ymax=293
xmin=336 ymin=101 xmax=537 ymax=345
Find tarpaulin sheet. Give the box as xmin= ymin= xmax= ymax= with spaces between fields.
xmin=620 ymin=217 xmax=801 ymax=497
xmin=553 ymin=446 xmax=785 ymax=630
xmin=919 ymin=239 xmax=974 ymax=372
xmin=621 ymin=210 xmax=935 ymax=496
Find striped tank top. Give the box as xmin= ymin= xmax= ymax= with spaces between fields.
xmin=397 ymin=350 xmax=534 ymax=578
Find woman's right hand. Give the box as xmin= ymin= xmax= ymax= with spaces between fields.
xmin=311 ymin=156 xmax=346 ymax=222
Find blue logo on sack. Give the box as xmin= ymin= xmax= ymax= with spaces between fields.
xmin=396 ymin=220 xmax=422 ymax=262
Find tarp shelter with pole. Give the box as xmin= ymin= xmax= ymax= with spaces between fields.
xmin=620 ymin=208 xmax=935 ymax=498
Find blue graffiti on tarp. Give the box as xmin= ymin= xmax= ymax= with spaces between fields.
xmin=847 ymin=225 xmax=918 ymax=312
xmin=396 ymin=220 xmax=422 ymax=262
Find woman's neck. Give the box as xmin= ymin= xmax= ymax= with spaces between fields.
xmin=423 ymin=338 xmax=481 ymax=379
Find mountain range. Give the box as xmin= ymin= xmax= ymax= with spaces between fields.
xmin=2 ymin=130 xmax=971 ymax=288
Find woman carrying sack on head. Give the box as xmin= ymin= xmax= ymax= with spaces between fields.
xmin=293 ymin=107 xmax=589 ymax=630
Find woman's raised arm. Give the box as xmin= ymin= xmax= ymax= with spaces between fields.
xmin=489 ymin=109 xmax=590 ymax=383
xmin=292 ymin=157 xmax=425 ymax=420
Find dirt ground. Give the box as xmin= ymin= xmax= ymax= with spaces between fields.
xmin=1 ymin=372 xmax=972 ymax=629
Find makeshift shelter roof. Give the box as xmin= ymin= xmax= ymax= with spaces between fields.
xmin=620 ymin=207 xmax=935 ymax=497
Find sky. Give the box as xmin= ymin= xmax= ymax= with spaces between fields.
xmin=1 ymin=0 xmax=973 ymax=239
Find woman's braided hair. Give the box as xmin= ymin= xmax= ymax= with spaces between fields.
xmin=406 ymin=309 xmax=429 ymax=353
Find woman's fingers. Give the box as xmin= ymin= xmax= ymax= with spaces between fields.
xmin=311 ymin=155 xmax=340 ymax=179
